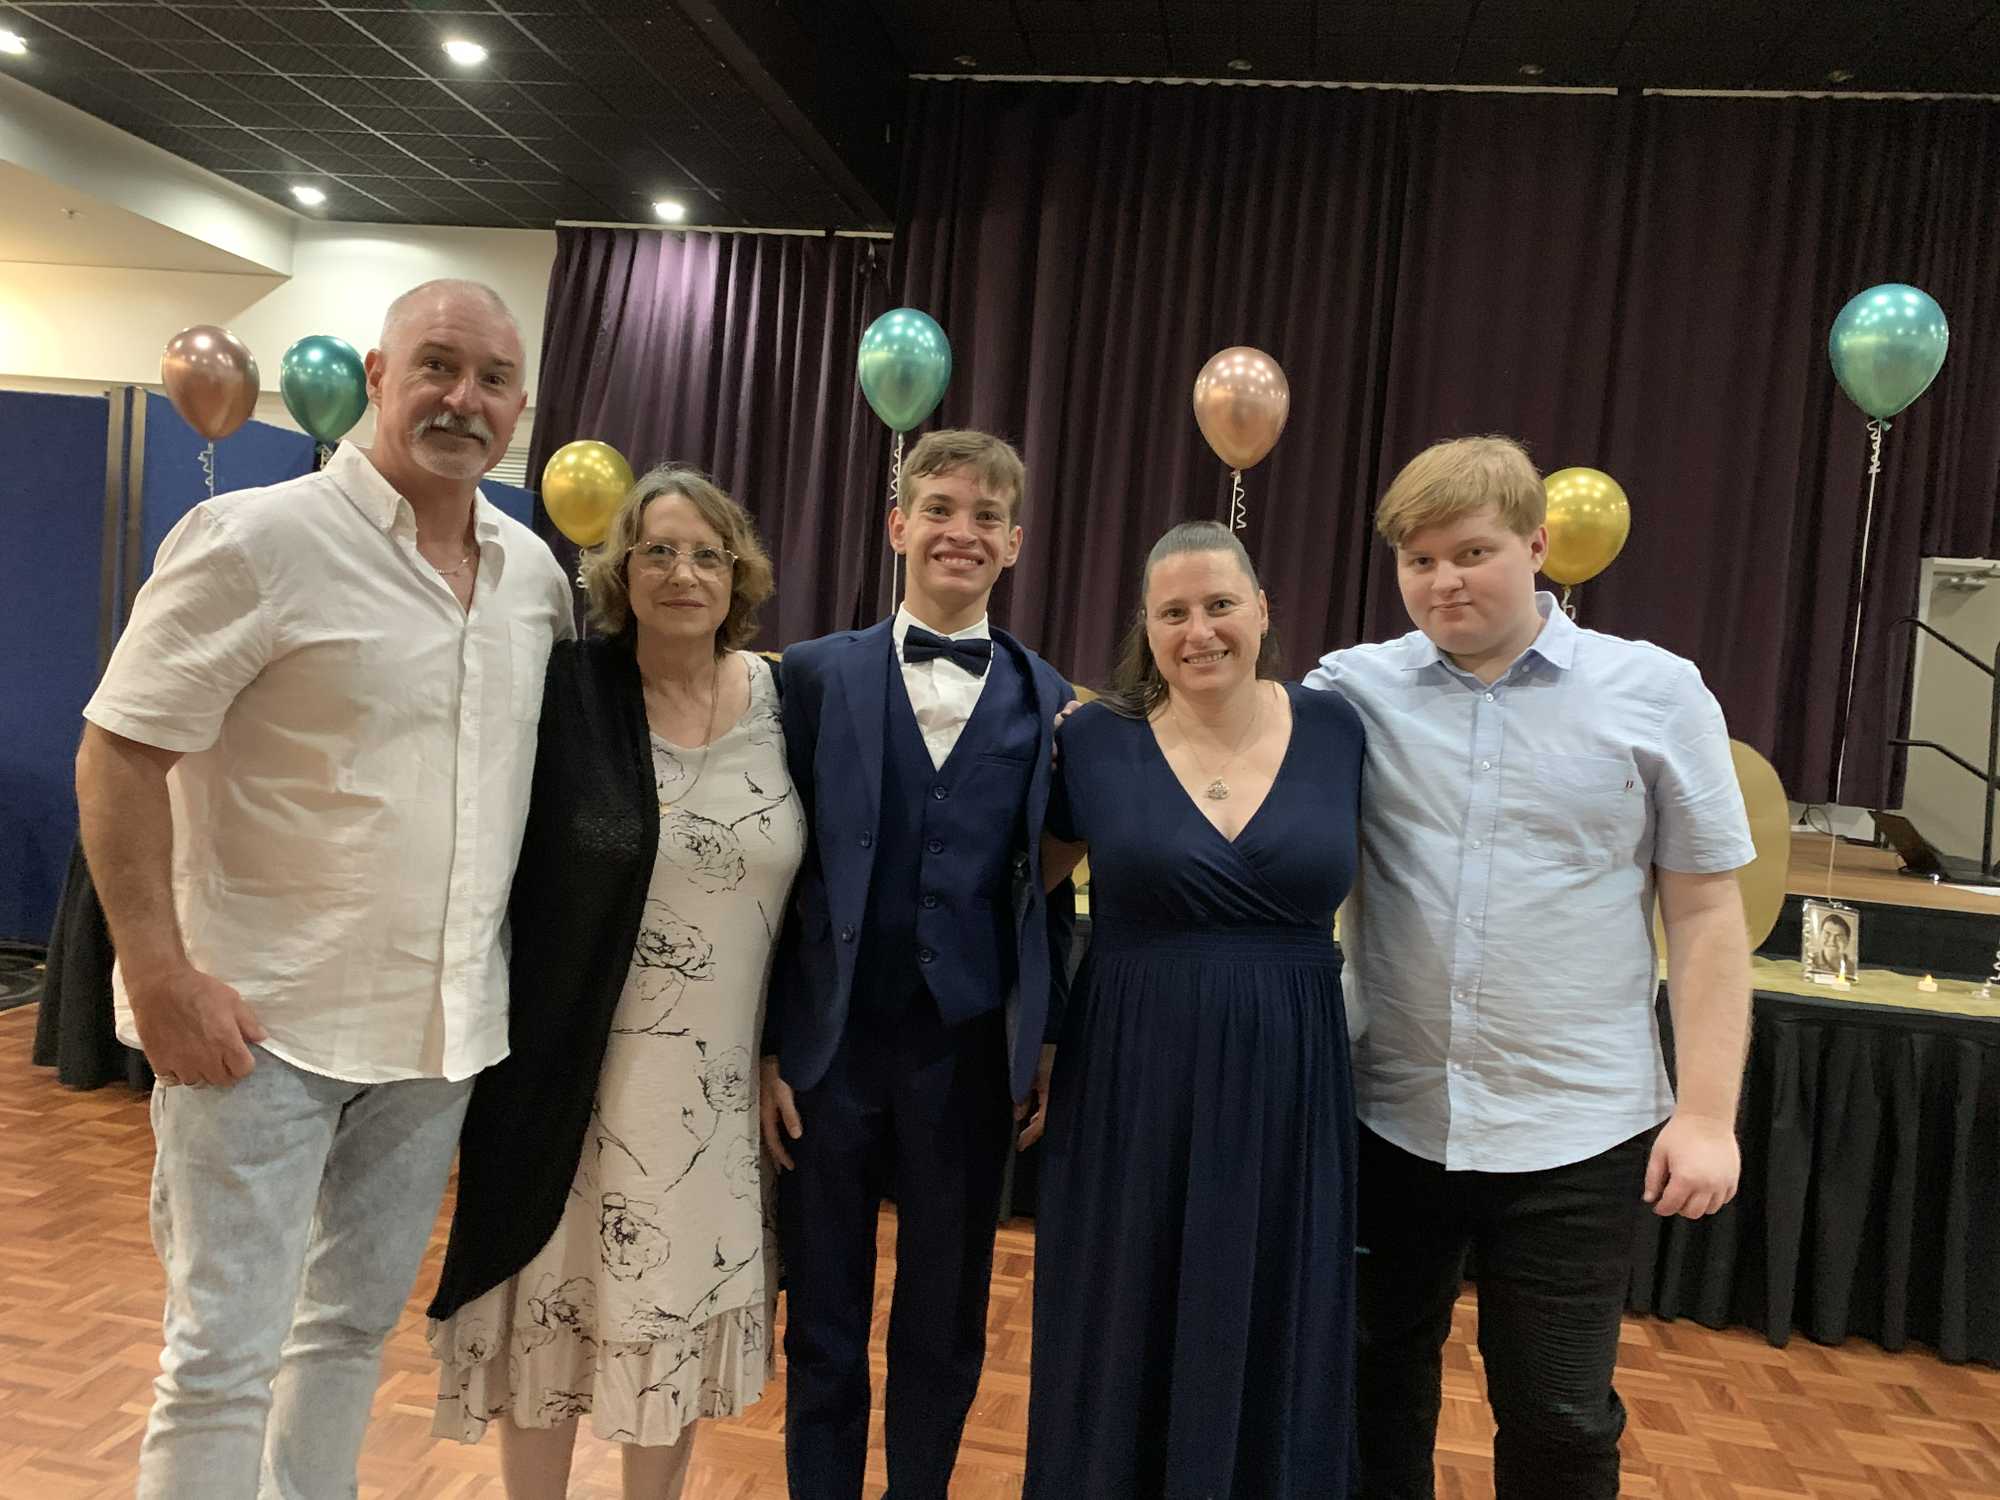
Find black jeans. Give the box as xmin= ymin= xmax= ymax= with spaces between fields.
xmin=1354 ymin=1122 xmax=1654 ymax=1500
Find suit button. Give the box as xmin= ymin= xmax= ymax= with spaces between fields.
xmin=1013 ymin=855 xmax=1029 ymax=876
xmin=840 ymin=925 xmax=855 ymax=943
xmin=922 ymin=894 xmax=939 ymax=909
xmin=926 ymin=837 xmax=943 ymax=854
xmin=919 ymin=947 xmax=934 ymax=963
xmin=933 ymin=784 xmax=949 ymax=800
xmin=859 ymin=832 xmax=874 ymax=848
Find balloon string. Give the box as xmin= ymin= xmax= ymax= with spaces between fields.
xmin=200 ymin=441 xmax=216 ymax=500
xmin=316 ymin=442 xmax=332 ymax=471
xmin=888 ymin=430 xmax=904 ymax=607
xmin=1824 ymin=416 xmax=1890 ymax=901
xmin=1228 ymin=469 xmax=1246 ymax=532
xmin=1561 ymin=584 xmax=1577 ymax=620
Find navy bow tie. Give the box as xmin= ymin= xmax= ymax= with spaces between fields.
xmin=903 ymin=626 xmax=992 ymax=677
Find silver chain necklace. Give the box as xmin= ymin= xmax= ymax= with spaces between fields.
xmin=650 ymin=656 xmax=725 ymax=811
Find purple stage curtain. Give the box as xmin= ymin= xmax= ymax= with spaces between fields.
xmin=528 ymin=227 xmax=900 ymax=645
xmin=529 ymin=86 xmax=2000 ymax=804
xmin=894 ymin=82 xmax=2000 ymax=805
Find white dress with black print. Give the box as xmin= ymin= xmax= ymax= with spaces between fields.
xmin=431 ymin=652 xmax=804 ymax=1447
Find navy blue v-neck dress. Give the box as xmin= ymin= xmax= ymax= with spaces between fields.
xmin=1024 ymin=683 xmax=1364 ymax=1500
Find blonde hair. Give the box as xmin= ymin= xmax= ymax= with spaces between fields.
xmin=1375 ymin=435 xmax=1545 ymax=548
xmin=577 ymin=464 xmax=775 ymax=650
xmin=898 ymin=429 xmax=1027 ymax=522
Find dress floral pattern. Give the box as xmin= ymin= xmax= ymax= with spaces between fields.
xmin=431 ymin=653 xmax=804 ymax=1446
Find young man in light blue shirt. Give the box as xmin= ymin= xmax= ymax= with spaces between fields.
xmin=1305 ymin=435 xmax=1754 ymax=1499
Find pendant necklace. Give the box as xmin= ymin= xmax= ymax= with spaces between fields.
xmin=1167 ymin=682 xmax=1264 ymax=801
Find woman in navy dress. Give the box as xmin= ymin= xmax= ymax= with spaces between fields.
xmin=1025 ymin=520 xmax=1363 ymax=1499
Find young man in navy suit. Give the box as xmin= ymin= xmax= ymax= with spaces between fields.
xmin=760 ymin=429 xmax=1073 ymax=1500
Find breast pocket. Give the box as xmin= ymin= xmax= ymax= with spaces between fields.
xmin=1509 ymin=751 xmax=1641 ymax=867
xmin=971 ymin=750 xmax=1035 ymax=805
xmin=508 ymin=619 xmax=553 ymax=724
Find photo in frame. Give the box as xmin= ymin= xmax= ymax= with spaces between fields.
xmin=1801 ymin=899 xmax=1861 ymax=982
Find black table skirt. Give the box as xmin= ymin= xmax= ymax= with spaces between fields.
xmin=1633 ymin=986 xmax=2000 ymax=1367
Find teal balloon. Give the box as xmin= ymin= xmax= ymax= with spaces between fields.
xmin=857 ymin=308 xmax=951 ymax=432
xmin=279 ymin=335 xmax=369 ymax=443
xmin=1828 ymin=283 xmax=1949 ymax=420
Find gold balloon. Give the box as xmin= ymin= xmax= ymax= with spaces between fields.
xmin=160 ymin=324 xmax=259 ymax=441
xmin=1192 ymin=346 xmax=1290 ymax=470
xmin=1542 ymin=466 xmax=1631 ymax=587
xmin=542 ymin=439 xmax=635 ymax=547
xmin=1653 ymin=738 xmax=1790 ymax=957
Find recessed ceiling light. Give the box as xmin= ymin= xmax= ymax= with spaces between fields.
xmin=1518 ymin=61 xmax=1545 ymax=77
xmin=0 ymin=30 xmax=28 ymax=55
xmin=442 ymin=38 xmax=488 ymax=67
xmin=1826 ymin=67 xmax=1855 ymax=83
xmin=1227 ymin=57 xmax=1253 ymax=72
xmin=291 ymin=184 xmax=326 ymax=207
xmin=653 ymin=198 xmax=686 ymax=222
xmin=954 ymin=53 xmax=977 ymax=67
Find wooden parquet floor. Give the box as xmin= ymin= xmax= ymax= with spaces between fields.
xmin=3 ymin=1006 xmax=1997 ymax=1499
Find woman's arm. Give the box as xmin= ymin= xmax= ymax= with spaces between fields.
xmin=1042 ymin=831 xmax=1085 ymax=893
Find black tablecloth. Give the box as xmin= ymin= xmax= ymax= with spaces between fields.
xmin=1633 ymin=985 xmax=1999 ymax=1366
xmin=31 ymin=840 xmax=150 ymax=1091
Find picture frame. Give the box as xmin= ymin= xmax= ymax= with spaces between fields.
xmin=1801 ymin=898 xmax=1861 ymax=983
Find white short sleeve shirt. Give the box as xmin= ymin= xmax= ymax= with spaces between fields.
xmin=85 ymin=442 xmax=575 ymax=1083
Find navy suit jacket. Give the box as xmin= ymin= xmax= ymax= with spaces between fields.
xmin=767 ymin=619 xmax=1075 ymax=1102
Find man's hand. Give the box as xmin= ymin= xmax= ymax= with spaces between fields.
xmin=1016 ymin=1043 xmax=1057 ymax=1151
xmin=1643 ymin=1111 xmax=1740 ymax=1218
xmin=760 ymin=1055 xmax=803 ymax=1171
xmin=129 ymin=965 xmax=266 ymax=1088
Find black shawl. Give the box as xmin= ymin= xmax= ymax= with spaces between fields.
xmin=428 ymin=634 xmax=658 ymax=1320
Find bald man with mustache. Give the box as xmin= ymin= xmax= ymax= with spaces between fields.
xmin=76 ymin=279 xmax=573 ymax=1499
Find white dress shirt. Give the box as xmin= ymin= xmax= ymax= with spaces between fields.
xmin=891 ymin=604 xmax=992 ymax=769
xmin=1306 ymin=595 xmax=1755 ymax=1172
xmin=85 ymin=442 xmax=575 ymax=1083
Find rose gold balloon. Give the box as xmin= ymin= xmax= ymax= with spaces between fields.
xmin=161 ymin=325 xmax=260 ymax=440
xmin=1192 ymin=346 xmax=1291 ymax=469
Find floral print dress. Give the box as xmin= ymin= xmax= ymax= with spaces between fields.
xmin=432 ymin=653 xmax=804 ymax=1446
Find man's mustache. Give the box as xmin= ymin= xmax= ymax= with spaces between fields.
xmin=414 ymin=412 xmax=493 ymax=446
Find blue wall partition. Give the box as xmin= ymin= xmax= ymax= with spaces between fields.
xmin=138 ymin=393 xmax=314 ymax=584
xmin=4 ymin=391 xmax=545 ymax=945
xmin=0 ymin=391 xmax=112 ymax=942
xmin=481 ymin=476 xmax=535 ymax=529
xmin=0 ymin=392 xmax=315 ymax=944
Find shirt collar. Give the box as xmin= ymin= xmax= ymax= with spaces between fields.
xmin=325 ymin=440 xmax=504 ymax=541
xmin=1401 ymin=591 xmax=1576 ymax=676
xmin=893 ymin=603 xmax=990 ymax=647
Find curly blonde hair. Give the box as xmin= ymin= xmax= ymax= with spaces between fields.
xmin=577 ymin=465 xmax=775 ymax=651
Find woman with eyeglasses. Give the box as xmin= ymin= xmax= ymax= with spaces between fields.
xmin=426 ymin=465 xmax=804 ymax=1499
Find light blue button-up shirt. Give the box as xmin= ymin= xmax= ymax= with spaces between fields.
xmin=1305 ymin=593 xmax=1755 ymax=1172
